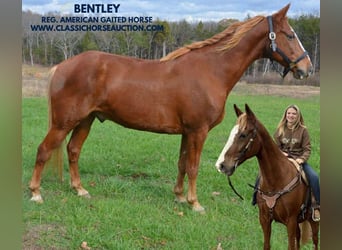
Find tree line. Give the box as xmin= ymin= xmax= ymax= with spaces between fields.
xmin=22 ymin=11 xmax=320 ymax=85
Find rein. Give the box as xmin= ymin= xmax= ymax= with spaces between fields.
xmin=266 ymin=16 xmax=308 ymax=78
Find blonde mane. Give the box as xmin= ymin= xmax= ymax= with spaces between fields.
xmin=160 ymin=15 xmax=265 ymax=62
xmin=237 ymin=113 xmax=248 ymax=130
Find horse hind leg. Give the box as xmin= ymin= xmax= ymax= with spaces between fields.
xmin=174 ymin=135 xmax=187 ymax=204
xmin=309 ymin=220 xmax=319 ymax=250
xmin=67 ymin=115 xmax=95 ymax=198
xmin=29 ymin=127 xmax=69 ymax=202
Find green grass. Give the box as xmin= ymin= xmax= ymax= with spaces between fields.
xmin=22 ymin=93 xmax=320 ymax=249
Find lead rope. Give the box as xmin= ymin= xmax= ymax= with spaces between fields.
xmin=227 ymin=175 xmax=244 ymax=200
xmin=227 ymin=131 xmax=257 ymax=200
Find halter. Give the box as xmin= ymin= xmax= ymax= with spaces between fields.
xmin=227 ymin=127 xmax=257 ymax=201
xmin=234 ymin=127 xmax=257 ymax=169
xmin=266 ymin=16 xmax=308 ymax=78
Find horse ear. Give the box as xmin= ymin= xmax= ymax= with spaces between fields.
xmin=245 ymin=104 xmax=256 ymax=124
xmin=274 ymin=3 xmax=290 ymax=20
xmin=234 ymin=104 xmax=243 ymax=117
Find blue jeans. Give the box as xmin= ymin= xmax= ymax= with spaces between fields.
xmin=302 ymin=162 xmax=320 ymax=205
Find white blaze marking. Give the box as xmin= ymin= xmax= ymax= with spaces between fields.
xmin=215 ymin=125 xmax=239 ymax=171
xmin=290 ymin=26 xmax=312 ymax=63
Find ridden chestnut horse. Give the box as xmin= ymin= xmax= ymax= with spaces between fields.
xmin=215 ymin=104 xmax=319 ymax=249
xmin=29 ymin=4 xmax=312 ymax=212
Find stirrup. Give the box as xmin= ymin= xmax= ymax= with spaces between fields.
xmin=312 ymin=207 xmax=320 ymax=222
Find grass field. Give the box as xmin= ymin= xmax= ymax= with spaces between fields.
xmin=22 ymin=92 xmax=320 ymax=249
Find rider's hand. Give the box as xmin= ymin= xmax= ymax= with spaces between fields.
xmin=295 ymin=158 xmax=304 ymax=164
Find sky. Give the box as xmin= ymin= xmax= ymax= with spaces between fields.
xmin=22 ymin=0 xmax=320 ymax=22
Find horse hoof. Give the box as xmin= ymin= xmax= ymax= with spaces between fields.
xmin=174 ymin=196 xmax=187 ymax=203
xmin=30 ymin=194 xmax=43 ymax=203
xmin=192 ymin=204 xmax=205 ymax=214
xmin=78 ymin=191 xmax=91 ymax=199
xmin=81 ymin=193 xmax=91 ymax=199
xmin=76 ymin=188 xmax=91 ymax=198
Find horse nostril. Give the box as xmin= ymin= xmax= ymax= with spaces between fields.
xmin=297 ymin=69 xmax=304 ymax=76
xmin=309 ymin=66 xmax=314 ymax=76
xmin=219 ymin=164 xmax=226 ymax=172
xmin=295 ymin=69 xmax=307 ymax=79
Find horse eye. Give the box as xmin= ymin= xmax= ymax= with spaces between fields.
xmin=239 ymin=133 xmax=247 ymax=139
xmin=286 ymin=34 xmax=295 ymax=41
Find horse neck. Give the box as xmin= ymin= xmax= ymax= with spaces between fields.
xmin=255 ymin=124 xmax=295 ymax=188
xmin=211 ymin=20 xmax=268 ymax=86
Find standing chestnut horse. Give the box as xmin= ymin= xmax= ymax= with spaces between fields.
xmin=29 ymin=4 xmax=312 ymax=212
xmin=216 ymin=104 xmax=319 ymax=249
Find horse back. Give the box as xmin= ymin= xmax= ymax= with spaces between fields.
xmin=48 ymin=51 xmax=226 ymax=133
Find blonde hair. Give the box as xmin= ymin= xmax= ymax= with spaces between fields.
xmin=276 ymin=104 xmax=306 ymax=137
xmin=237 ymin=113 xmax=248 ymax=130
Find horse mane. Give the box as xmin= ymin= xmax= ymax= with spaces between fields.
xmin=160 ymin=15 xmax=265 ymax=62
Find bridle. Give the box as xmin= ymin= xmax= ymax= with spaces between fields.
xmin=266 ymin=16 xmax=308 ymax=78
xmin=234 ymin=127 xmax=257 ymax=169
xmin=227 ymin=126 xmax=257 ymax=200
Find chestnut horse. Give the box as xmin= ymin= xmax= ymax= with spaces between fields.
xmin=29 ymin=4 xmax=312 ymax=212
xmin=216 ymin=104 xmax=319 ymax=249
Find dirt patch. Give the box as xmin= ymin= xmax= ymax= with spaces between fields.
xmin=23 ymin=224 xmax=67 ymax=250
xmin=22 ymin=64 xmax=50 ymax=97
xmin=232 ymin=81 xmax=320 ymax=99
xmin=22 ymin=64 xmax=320 ymax=98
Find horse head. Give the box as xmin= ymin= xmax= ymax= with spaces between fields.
xmin=265 ymin=4 xmax=313 ymax=79
xmin=215 ymin=104 xmax=260 ymax=176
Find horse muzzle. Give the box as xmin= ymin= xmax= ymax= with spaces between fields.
xmin=293 ymin=66 xmax=313 ymax=80
xmin=218 ymin=162 xmax=236 ymax=176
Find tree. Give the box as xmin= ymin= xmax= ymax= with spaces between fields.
xmin=22 ymin=10 xmax=320 ymax=86
xmin=78 ymin=32 xmax=99 ymax=52
xmin=22 ymin=11 xmax=40 ymax=65
xmin=151 ymin=20 xmax=171 ymax=58
xmin=166 ymin=20 xmax=193 ymax=55
xmin=55 ymin=31 xmax=81 ymax=60
xmin=290 ymin=14 xmax=320 ymax=74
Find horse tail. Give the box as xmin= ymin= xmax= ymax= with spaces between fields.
xmin=299 ymin=221 xmax=312 ymax=245
xmin=45 ymin=65 xmax=64 ymax=182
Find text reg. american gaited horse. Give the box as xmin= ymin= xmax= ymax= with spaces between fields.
xmin=215 ymin=104 xmax=319 ymax=249
xmin=29 ymin=4 xmax=312 ymax=212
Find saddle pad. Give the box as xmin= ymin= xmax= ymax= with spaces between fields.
xmin=288 ymin=158 xmax=308 ymax=185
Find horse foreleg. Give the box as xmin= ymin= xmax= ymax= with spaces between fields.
xmin=67 ymin=116 xmax=95 ymax=198
xmin=29 ymin=128 xmax=69 ymax=202
xmin=184 ymin=130 xmax=207 ymax=212
xmin=259 ymin=208 xmax=272 ymax=250
xmin=286 ymin=217 xmax=299 ymax=250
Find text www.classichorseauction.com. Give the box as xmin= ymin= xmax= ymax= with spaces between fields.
xmin=30 ymin=3 xmax=164 ymax=32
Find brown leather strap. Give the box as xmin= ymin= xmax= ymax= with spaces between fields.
xmin=259 ymin=173 xmax=300 ymax=209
